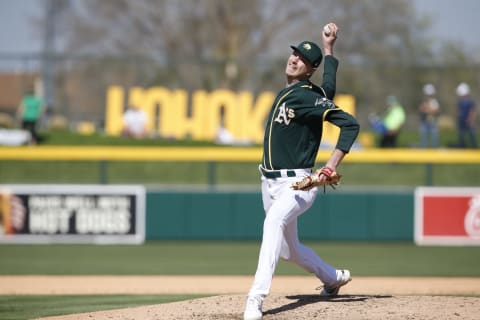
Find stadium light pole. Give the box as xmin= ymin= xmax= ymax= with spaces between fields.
xmin=41 ymin=0 xmax=57 ymax=125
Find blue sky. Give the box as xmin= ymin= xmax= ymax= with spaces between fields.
xmin=1 ymin=0 xmax=479 ymax=56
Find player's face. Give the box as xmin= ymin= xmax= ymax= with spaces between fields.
xmin=285 ymin=51 xmax=315 ymax=80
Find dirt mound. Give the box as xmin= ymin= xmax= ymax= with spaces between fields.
xmin=3 ymin=276 xmax=477 ymax=320
xmin=39 ymin=294 xmax=480 ymax=320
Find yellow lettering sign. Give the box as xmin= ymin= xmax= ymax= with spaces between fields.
xmin=105 ymin=86 xmax=355 ymax=145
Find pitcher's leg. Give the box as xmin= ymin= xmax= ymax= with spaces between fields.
xmin=248 ymin=202 xmax=290 ymax=297
xmin=248 ymin=186 xmax=314 ymax=297
xmin=282 ymin=219 xmax=337 ymax=285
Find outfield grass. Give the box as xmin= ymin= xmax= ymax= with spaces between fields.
xmin=0 ymin=160 xmax=479 ymax=187
xmin=1 ymin=129 xmax=478 ymax=186
xmin=0 ymin=294 xmax=208 ymax=320
xmin=1 ymin=241 xmax=479 ymax=319
xmin=1 ymin=129 xmax=479 ymax=319
xmin=34 ymin=128 xmax=476 ymax=149
xmin=0 ymin=241 xmax=479 ymax=277
xmin=0 ymin=130 xmax=227 ymax=185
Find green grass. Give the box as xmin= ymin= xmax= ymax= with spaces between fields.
xmin=1 ymin=129 xmax=478 ymax=186
xmin=0 ymin=294 xmax=207 ymax=320
xmin=0 ymin=161 xmax=479 ymax=186
xmin=36 ymin=128 xmax=477 ymax=149
xmin=1 ymin=241 xmax=479 ymax=319
xmin=0 ymin=129 xmax=479 ymax=186
xmin=0 ymin=241 xmax=479 ymax=277
xmin=1 ymin=130 xmax=479 ymax=319
xmin=37 ymin=129 xmax=219 ymax=146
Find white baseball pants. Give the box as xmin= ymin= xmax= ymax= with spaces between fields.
xmin=248 ymin=171 xmax=338 ymax=298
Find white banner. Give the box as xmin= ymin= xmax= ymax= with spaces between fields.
xmin=0 ymin=184 xmax=145 ymax=244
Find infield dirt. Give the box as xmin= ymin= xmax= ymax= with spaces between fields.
xmin=1 ymin=276 xmax=478 ymax=320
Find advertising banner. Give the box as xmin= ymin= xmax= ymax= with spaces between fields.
xmin=415 ymin=187 xmax=480 ymax=245
xmin=0 ymin=185 xmax=145 ymax=244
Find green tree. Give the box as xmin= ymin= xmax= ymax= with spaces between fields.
xmin=35 ymin=0 xmax=478 ymax=131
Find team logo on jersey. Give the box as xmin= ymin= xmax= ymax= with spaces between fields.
xmin=315 ymin=97 xmax=336 ymax=109
xmin=274 ymin=102 xmax=295 ymax=125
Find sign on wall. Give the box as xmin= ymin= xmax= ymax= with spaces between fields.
xmin=105 ymin=86 xmax=356 ymax=145
xmin=0 ymin=185 xmax=145 ymax=244
xmin=415 ymin=187 xmax=480 ymax=245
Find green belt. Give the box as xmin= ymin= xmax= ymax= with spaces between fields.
xmin=260 ymin=167 xmax=297 ymax=179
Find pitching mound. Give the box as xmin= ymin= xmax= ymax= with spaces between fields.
xmin=39 ymin=294 xmax=480 ymax=320
xmin=1 ymin=276 xmax=476 ymax=320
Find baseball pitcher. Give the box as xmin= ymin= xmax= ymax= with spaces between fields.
xmin=243 ymin=23 xmax=360 ymax=320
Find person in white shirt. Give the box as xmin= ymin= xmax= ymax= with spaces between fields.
xmin=122 ymin=105 xmax=148 ymax=138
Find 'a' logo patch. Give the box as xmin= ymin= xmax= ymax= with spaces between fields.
xmin=274 ymin=102 xmax=295 ymax=125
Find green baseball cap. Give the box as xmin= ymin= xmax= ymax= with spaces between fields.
xmin=290 ymin=41 xmax=323 ymax=67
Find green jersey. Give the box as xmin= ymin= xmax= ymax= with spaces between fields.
xmin=262 ymin=56 xmax=359 ymax=170
xmin=21 ymin=95 xmax=43 ymax=121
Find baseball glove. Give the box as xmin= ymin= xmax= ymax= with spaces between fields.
xmin=291 ymin=166 xmax=341 ymax=192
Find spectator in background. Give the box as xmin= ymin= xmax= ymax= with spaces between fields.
xmin=17 ymin=86 xmax=44 ymax=145
xmin=369 ymin=95 xmax=406 ymax=148
xmin=455 ymin=82 xmax=477 ymax=148
xmin=418 ymin=83 xmax=440 ymax=148
xmin=122 ymin=105 xmax=148 ymax=139
xmin=215 ymin=125 xmax=235 ymax=145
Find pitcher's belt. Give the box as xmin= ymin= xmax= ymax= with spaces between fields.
xmin=259 ymin=166 xmax=312 ymax=179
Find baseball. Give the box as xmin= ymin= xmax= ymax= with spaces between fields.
xmin=323 ymin=24 xmax=331 ymax=36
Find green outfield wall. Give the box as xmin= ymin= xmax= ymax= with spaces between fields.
xmin=146 ymin=191 xmax=413 ymax=241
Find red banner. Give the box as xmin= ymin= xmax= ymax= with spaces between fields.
xmin=415 ymin=187 xmax=480 ymax=245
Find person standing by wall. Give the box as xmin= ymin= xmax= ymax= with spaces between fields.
xmin=455 ymin=82 xmax=477 ymax=148
xmin=368 ymin=95 xmax=406 ymax=148
xmin=418 ymin=83 xmax=440 ymax=148
xmin=121 ymin=105 xmax=149 ymax=139
xmin=17 ymin=86 xmax=44 ymax=145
